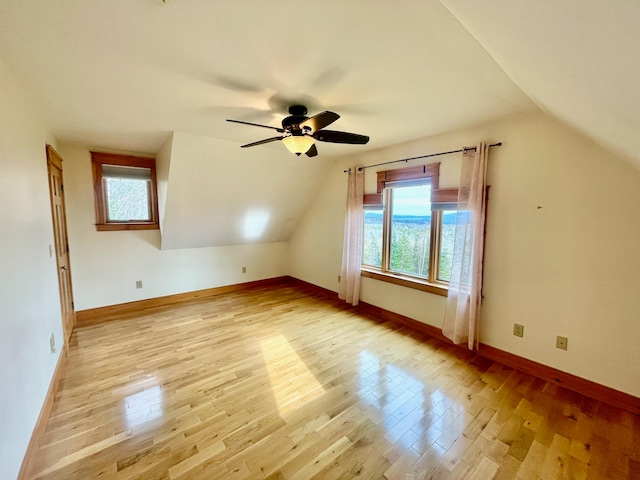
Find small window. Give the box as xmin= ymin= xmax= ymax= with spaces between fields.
xmin=91 ymin=152 xmax=159 ymax=231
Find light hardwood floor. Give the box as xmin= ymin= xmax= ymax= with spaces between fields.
xmin=28 ymin=284 xmax=639 ymax=479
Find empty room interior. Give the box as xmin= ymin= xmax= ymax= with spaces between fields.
xmin=1 ymin=2 xmax=639 ymax=479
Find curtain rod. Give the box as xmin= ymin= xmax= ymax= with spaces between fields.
xmin=343 ymin=142 xmax=502 ymax=173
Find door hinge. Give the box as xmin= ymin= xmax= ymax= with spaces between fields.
xmin=60 ymin=184 xmax=64 ymax=193
xmin=71 ymin=301 xmax=74 ymax=309
xmin=66 ymin=243 xmax=69 ymax=252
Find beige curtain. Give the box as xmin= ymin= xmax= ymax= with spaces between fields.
xmin=442 ymin=143 xmax=488 ymax=349
xmin=338 ymin=167 xmax=364 ymax=306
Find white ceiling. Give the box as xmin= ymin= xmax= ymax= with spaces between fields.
xmin=1 ymin=1 xmax=637 ymax=248
xmin=1 ymin=1 xmax=637 ymax=162
xmin=0 ymin=0 xmax=535 ymax=155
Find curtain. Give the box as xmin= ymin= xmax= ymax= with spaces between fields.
xmin=338 ymin=167 xmax=364 ymax=306
xmin=442 ymin=143 xmax=488 ymax=349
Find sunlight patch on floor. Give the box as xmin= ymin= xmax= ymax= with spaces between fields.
xmin=260 ymin=334 xmax=325 ymax=416
xmin=123 ymin=385 xmax=164 ymax=428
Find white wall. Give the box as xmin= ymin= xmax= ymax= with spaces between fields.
xmin=58 ymin=143 xmax=289 ymax=311
xmin=155 ymin=133 xmax=173 ymax=233
xmin=158 ymin=131 xmax=332 ymax=250
xmin=289 ymin=112 xmax=640 ymax=397
xmin=0 ymin=62 xmax=64 ymax=479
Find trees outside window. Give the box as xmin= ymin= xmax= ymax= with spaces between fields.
xmin=362 ymin=163 xmax=463 ymax=295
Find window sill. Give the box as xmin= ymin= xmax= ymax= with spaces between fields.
xmin=96 ymin=223 xmax=159 ymax=231
xmin=361 ymin=268 xmax=448 ymax=297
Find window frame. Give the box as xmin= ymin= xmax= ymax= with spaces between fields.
xmin=361 ymin=162 xmax=456 ymax=297
xmin=91 ymin=151 xmax=160 ymax=231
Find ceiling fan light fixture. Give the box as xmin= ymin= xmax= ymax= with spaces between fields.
xmin=282 ymin=135 xmax=314 ymax=156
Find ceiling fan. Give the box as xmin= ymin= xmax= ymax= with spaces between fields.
xmin=226 ymin=105 xmax=369 ymax=157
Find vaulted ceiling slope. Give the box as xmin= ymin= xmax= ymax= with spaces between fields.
xmin=440 ymin=1 xmax=640 ymax=167
xmin=0 ymin=2 xmax=637 ymax=248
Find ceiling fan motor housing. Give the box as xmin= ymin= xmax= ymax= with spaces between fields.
xmin=282 ymin=105 xmax=310 ymax=133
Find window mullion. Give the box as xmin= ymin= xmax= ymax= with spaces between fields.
xmin=102 ymin=177 xmax=111 ymax=222
xmin=429 ymin=210 xmax=442 ymax=283
xmin=147 ymin=180 xmax=153 ymax=219
xmin=381 ymin=188 xmax=392 ymax=273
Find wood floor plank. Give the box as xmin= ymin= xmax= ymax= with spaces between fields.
xmin=24 ymin=284 xmax=639 ymax=480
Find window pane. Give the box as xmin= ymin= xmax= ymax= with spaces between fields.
xmin=105 ymin=178 xmax=151 ymax=221
xmin=363 ymin=208 xmax=383 ymax=267
xmin=438 ymin=210 xmax=458 ymax=282
xmin=389 ymin=184 xmax=431 ymax=278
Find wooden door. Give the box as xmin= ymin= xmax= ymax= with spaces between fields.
xmin=47 ymin=145 xmax=75 ymax=345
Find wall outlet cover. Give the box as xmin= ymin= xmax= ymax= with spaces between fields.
xmin=556 ymin=336 xmax=568 ymax=350
xmin=513 ymin=323 xmax=524 ymax=337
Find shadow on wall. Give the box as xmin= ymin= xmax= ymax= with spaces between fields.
xmin=133 ymin=229 xmax=162 ymax=249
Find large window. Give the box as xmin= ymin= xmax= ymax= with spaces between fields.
xmin=91 ymin=152 xmax=159 ymax=231
xmin=362 ymin=163 xmax=461 ymax=296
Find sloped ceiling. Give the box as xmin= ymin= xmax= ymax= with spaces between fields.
xmin=0 ymin=1 xmax=636 ymax=248
xmin=440 ymin=0 xmax=640 ymax=166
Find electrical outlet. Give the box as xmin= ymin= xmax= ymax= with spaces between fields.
xmin=49 ymin=333 xmax=56 ymax=354
xmin=513 ymin=323 xmax=524 ymax=337
xmin=556 ymin=335 xmax=568 ymax=350
xmin=136 ymin=280 xmax=143 ymax=289
xmin=242 ymin=266 xmax=246 ymax=273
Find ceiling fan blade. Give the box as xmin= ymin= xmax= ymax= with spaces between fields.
xmin=227 ymin=119 xmax=285 ymax=133
xmin=241 ymin=136 xmax=284 ymax=148
xmin=299 ymin=111 xmax=339 ymax=132
xmin=305 ymin=144 xmax=318 ymax=157
xmin=313 ymin=130 xmax=370 ymax=144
